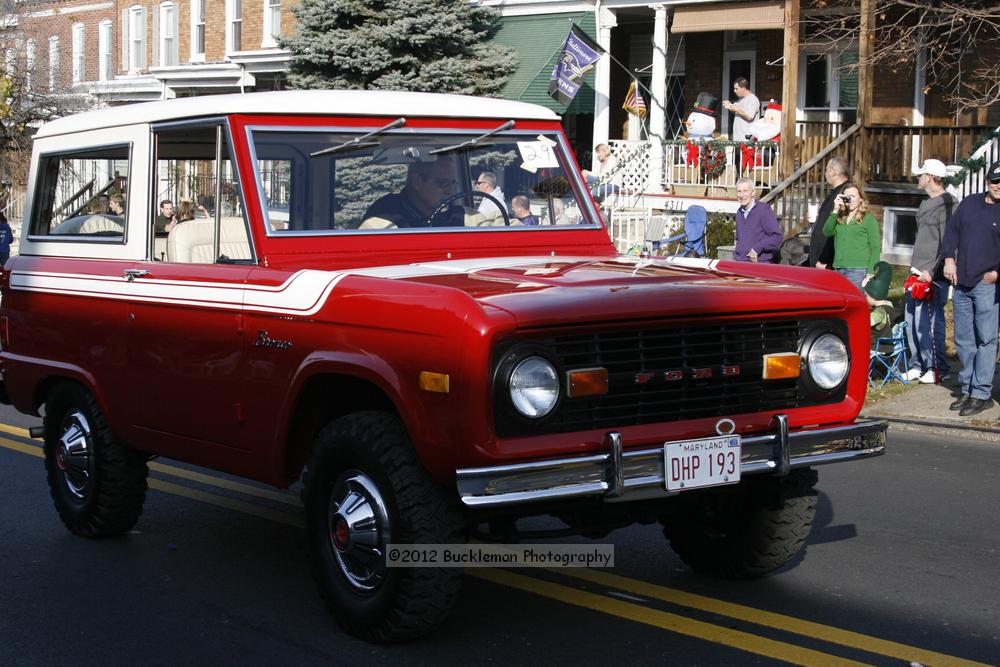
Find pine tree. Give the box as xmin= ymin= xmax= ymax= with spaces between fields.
xmin=282 ymin=0 xmax=517 ymax=96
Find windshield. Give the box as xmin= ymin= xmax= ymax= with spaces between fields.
xmin=247 ymin=127 xmax=596 ymax=234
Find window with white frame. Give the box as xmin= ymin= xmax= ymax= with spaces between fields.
xmin=129 ymin=5 xmax=147 ymax=72
xmin=263 ymin=0 xmax=281 ymax=47
xmin=48 ymin=36 xmax=59 ymax=90
xmin=883 ymin=207 xmax=918 ymax=253
xmin=191 ymin=0 xmax=206 ymax=61
xmin=72 ymin=23 xmax=85 ymax=83
xmin=25 ymin=39 xmax=35 ymax=90
xmin=99 ymin=20 xmax=113 ymax=81
xmin=227 ymin=0 xmax=243 ymax=53
xmin=159 ymin=2 xmax=178 ymax=66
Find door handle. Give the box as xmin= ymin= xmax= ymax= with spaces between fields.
xmin=123 ymin=269 xmax=149 ymax=282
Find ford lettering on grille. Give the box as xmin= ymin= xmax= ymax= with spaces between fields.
xmin=634 ymin=365 xmax=741 ymax=385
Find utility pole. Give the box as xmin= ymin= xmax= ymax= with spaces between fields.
xmin=856 ymin=0 xmax=876 ymax=186
xmin=779 ymin=0 xmax=800 ymax=179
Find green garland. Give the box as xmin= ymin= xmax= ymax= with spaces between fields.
xmin=944 ymin=127 xmax=999 ymax=188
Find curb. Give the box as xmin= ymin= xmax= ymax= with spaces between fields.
xmin=862 ymin=413 xmax=1000 ymax=439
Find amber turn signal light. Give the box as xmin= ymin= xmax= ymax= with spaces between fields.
xmin=567 ymin=367 xmax=609 ymax=398
xmin=419 ymin=371 xmax=450 ymax=394
xmin=763 ymin=352 xmax=800 ymax=380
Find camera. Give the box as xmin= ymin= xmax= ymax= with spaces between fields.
xmin=838 ymin=195 xmax=853 ymax=204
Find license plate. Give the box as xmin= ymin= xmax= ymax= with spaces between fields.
xmin=664 ymin=435 xmax=741 ymax=491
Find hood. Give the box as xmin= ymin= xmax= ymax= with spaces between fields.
xmin=352 ymin=256 xmax=850 ymax=327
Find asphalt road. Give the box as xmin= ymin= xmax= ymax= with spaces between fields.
xmin=1 ymin=406 xmax=997 ymax=666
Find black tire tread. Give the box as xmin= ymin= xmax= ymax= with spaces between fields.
xmin=663 ymin=469 xmax=818 ymax=579
xmin=305 ymin=410 xmax=463 ymax=643
xmin=44 ymin=383 xmax=148 ymax=538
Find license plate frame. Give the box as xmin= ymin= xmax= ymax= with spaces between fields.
xmin=664 ymin=435 xmax=742 ymax=492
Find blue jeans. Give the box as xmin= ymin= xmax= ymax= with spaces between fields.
xmin=952 ymin=280 xmax=998 ymax=400
xmin=904 ymin=279 xmax=950 ymax=374
xmin=837 ymin=268 xmax=866 ymax=292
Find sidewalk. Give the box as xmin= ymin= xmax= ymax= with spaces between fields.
xmin=864 ymin=368 xmax=1000 ymax=439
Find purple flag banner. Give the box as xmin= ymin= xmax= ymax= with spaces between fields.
xmin=548 ymin=25 xmax=605 ymax=106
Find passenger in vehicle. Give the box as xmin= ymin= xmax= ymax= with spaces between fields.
xmin=363 ymin=158 xmax=465 ymax=228
xmin=511 ymin=195 xmax=539 ymax=226
xmin=108 ymin=194 xmax=125 ymax=216
xmin=156 ymin=199 xmax=177 ymax=234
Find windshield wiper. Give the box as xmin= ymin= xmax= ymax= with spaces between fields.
xmin=309 ymin=117 xmax=406 ymax=158
xmin=428 ymin=120 xmax=515 ymax=156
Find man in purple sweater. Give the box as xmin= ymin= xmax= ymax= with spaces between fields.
xmin=941 ymin=160 xmax=1000 ymax=416
xmin=733 ymin=177 xmax=783 ymax=263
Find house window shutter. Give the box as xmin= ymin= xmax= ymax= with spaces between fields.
xmin=171 ymin=8 xmax=179 ymax=64
xmin=120 ymin=10 xmax=128 ymax=70
xmin=152 ymin=6 xmax=159 ymax=67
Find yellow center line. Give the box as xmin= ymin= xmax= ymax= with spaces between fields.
xmin=471 ymin=569 xmax=871 ymax=667
xmin=148 ymin=478 xmax=303 ymax=528
xmin=0 ymin=428 xmax=988 ymax=666
xmin=553 ymin=568 xmax=991 ymax=667
xmin=0 ymin=424 xmax=300 ymax=507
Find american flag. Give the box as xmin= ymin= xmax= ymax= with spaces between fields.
xmin=623 ymin=80 xmax=647 ymax=118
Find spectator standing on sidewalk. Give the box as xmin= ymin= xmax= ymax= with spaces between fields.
xmin=903 ymin=159 xmax=955 ymax=385
xmin=822 ymin=183 xmax=881 ymax=292
xmin=0 ymin=212 xmax=13 ymax=265
xmin=808 ymin=156 xmax=850 ymax=268
xmin=733 ymin=177 xmax=782 ymax=263
xmin=941 ymin=160 xmax=1000 ymax=417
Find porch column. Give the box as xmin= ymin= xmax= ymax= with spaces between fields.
xmin=779 ymin=0 xmax=799 ymax=179
xmin=857 ymin=0 xmax=876 ymax=186
xmin=592 ymin=6 xmax=616 ymax=170
xmin=648 ymin=4 xmax=669 ymax=191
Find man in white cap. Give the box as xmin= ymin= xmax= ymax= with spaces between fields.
xmin=903 ymin=158 xmax=955 ymax=384
xmin=941 ymin=159 xmax=1000 ymax=417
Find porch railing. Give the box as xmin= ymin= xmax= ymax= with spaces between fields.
xmin=795 ymin=120 xmax=849 ymax=165
xmin=762 ymin=123 xmax=862 ymax=238
xmin=866 ymin=125 xmax=990 ymax=185
xmin=607 ymin=139 xmax=780 ymax=199
xmin=953 ymin=128 xmax=1000 ymax=199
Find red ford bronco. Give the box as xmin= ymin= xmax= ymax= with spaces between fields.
xmin=0 ymin=90 xmax=885 ymax=642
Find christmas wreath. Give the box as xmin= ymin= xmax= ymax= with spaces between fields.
xmin=700 ymin=140 xmax=727 ymax=179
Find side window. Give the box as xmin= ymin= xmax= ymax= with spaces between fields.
xmin=30 ymin=144 xmax=129 ymax=241
xmin=153 ymin=124 xmax=251 ymax=264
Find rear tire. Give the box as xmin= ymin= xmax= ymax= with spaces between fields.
xmin=662 ymin=469 xmax=818 ymax=579
xmin=303 ymin=411 xmax=464 ymax=642
xmin=43 ymin=383 xmax=148 ymax=538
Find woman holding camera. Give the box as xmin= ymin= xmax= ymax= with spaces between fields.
xmin=822 ymin=183 xmax=881 ymax=292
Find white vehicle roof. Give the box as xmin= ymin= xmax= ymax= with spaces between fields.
xmin=35 ymin=89 xmax=561 ymax=138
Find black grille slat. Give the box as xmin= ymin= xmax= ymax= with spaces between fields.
xmin=544 ymin=320 xmax=804 ymax=432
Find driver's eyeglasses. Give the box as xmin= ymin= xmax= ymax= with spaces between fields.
xmin=475 ymin=180 xmax=488 ymax=185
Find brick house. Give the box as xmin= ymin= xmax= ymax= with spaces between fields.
xmin=2 ymin=0 xmax=297 ymax=102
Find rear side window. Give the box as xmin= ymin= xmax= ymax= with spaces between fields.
xmin=30 ymin=144 xmax=130 ymax=241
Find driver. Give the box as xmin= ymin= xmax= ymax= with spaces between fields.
xmin=363 ymin=158 xmax=465 ymax=228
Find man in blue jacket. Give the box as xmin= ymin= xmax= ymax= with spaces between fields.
xmin=733 ymin=177 xmax=782 ymax=263
xmin=0 ymin=212 xmax=13 ymax=265
xmin=941 ymin=160 xmax=1000 ymax=417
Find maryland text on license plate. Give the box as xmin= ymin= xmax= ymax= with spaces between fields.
xmin=664 ymin=435 xmax=741 ymax=491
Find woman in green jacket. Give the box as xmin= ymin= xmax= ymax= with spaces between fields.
xmin=822 ymin=183 xmax=881 ymax=292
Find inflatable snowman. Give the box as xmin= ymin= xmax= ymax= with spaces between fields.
xmin=685 ymin=92 xmax=718 ymax=140
xmin=741 ymin=100 xmax=782 ymax=168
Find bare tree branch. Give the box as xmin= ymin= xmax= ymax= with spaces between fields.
xmin=804 ymin=0 xmax=1000 ymax=113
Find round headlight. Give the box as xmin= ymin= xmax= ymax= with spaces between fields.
xmin=808 ymin=333 xmax=849 ymax=390
xmin=509 ymin=356 xmax=560 ymax=418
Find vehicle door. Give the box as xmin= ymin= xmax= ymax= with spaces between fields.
xmin=124 ymin=120 xmax=256 ymax=453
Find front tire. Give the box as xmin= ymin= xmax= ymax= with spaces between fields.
xmin=304 ymin=411 xmax=464 ymax=642
xmin=662 ymin=468 xmax=818 ymax=579
xmin=43 ymin=383 xmax=149 ymax=538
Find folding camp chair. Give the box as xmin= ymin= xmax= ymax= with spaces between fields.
xmin=869 ymin=320 xmax=909 ymax=390
xmin=643 ymin=215 xmax=668 ymax=255
xmin=663 ymin=205 xmax=707 ymax=257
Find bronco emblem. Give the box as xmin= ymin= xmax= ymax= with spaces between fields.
xmin=254 ymin=330 xmax=293 ymax=350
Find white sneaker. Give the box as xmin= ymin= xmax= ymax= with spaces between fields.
xmin=918 ymin=370 xmax=937 ymax=384
xmin=903 ymin=368 xmax=923 ymax=381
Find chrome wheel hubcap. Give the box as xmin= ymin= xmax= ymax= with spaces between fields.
xmin=56 ymin=410 xmax=93 ymax=500
xmin=327 ymin=471 xmax=391 ymax=591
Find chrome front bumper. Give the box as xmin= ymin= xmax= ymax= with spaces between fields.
xmin=456 ymin=417 xmax=887 ymax=508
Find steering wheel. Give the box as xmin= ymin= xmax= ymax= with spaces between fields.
xmin=426 ymin=191 xmax=511 ymax=227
